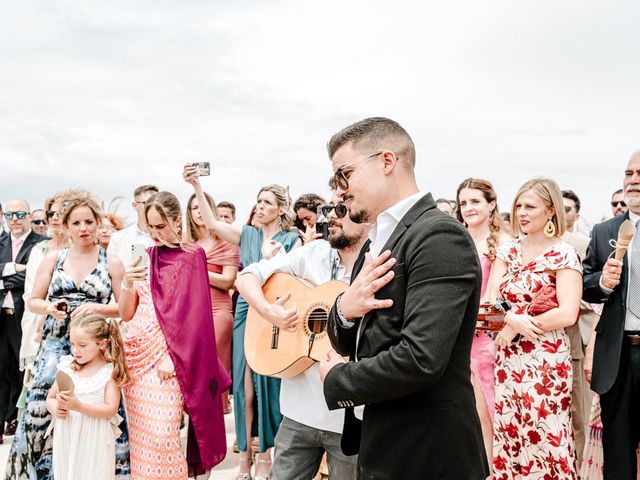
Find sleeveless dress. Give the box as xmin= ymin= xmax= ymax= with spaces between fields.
xmin=205 ymin=239 xmax=240 ymax=408
xmin=232 ymin=225 xmax=300 ymax=453
xmin=123 ymin=277 xmax=187 ymax=480
xmin=52 ymin=356 xmax=121 ymax=480
xmin=470 ymin=255 xmax=497 ymax=422
xmin=492 ymin=239 xmax=581 ymax=480
xmin=4 ymin=247 xmax=130 ymax=480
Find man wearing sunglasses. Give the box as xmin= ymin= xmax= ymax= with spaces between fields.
xmin=0 ymin=199 xmax=46 ymax=443
xmin=611 ymin=188 xmax=628 ymax=218
xmin=29 ymin=209 xmax=48 ymax=236
xmin=318 ymin=117 xmax=488 ymax=479
xmin=235 ymin=192 xmax=369 ymax=480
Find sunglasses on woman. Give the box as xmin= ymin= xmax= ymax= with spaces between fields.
xmin=3 ymin=211 xmax=28 ymax=220
xmin=46 ymin=210 xmax=59 ymax=218
xmin=319 ymin=204 xmax=348 ymax=219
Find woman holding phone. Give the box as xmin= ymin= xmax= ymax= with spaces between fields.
xmin=185 ymin=189 xmax=239 ymax=414
xmin=184 ymin=165 xmax=300 ymax=480
xmin=5 ymin=189 xmax=130 ymax=480
xmin=119 ymin=190 xmax=230 ymax=480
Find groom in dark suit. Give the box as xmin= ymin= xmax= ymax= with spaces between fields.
xmin=318 ymin=117 xmax=488 ymax=479
xmin=0 ymin=199 xmax=47 ymax=441
xmin=583 ymin=151 xmax=640 ymax=480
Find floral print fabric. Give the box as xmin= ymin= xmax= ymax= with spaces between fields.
xmin=493 ymin=239 xmax=582 ymax=480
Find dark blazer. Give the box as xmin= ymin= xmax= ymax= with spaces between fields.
xmin=324 ymin=193 xmax=489 ymax=480
xmin=0 ymin=229 xmax=47 ymax=322
xmin=582 ymin=212 xmax=631 ymax=394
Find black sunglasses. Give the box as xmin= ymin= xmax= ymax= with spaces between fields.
xmin=319 ymin=204 xmax=348 ymax=219
xmin=333 ymin=151 xmax=384 ymax=191
xmin=31 ymin=219 xmax=47 ymax=225
xmin=564 ymin=206 xmax=573 ymax=213
xmin=611 ymin=201 xmax=627 ymax=208
xmin=3 ymin=211 xmax=28 ymax=220
xmin=46 ymin=210 xmax=59 ymax=218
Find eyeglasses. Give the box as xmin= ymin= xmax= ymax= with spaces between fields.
xmin=3 ymin=211 xmax=28 ymax=220
xmin=333 ymin=151 xmax=383 ymax=191
xmin=31 ymin=220 xmax=47 ymax=225
xmin=46 ymin=210 xmax=59 ymax=218
xmin=319 ymin=204 xmax=348 ymax=219
xmin=564 ymin=206 xmax=573 ymax=213
xmin=611 ymin=201 xmax=627 ymax=208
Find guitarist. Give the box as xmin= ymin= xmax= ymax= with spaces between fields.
xmin=236 ymin=192 xmax=369 ymax=480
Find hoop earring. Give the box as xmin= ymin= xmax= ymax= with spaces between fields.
xmin=544 ymin=219 xmax=556 ymax=238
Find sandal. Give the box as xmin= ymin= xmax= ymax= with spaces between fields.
xmin=235 ymin=453 xmax=253 ymax=480
xmin=254 ymin=457 xmax=272 ymax=480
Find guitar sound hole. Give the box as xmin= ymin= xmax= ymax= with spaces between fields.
xmin=308 ymin=308 xmax=328 ymax=334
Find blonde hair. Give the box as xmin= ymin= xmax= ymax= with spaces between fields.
xmin=258 ymin=184 xmax=295 ymax=232
xmin=186 ymin=192 xmax=219 ymax=242
xmin=511 ymin=177 xmax=566 ymax=237
xmin=69 ymin=313 xmax=129 ymax=387
xmin=59 ymin=189 xmax=103 ymax=226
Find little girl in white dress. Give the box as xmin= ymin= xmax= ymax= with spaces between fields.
xmin=45 ymin=312 xmax=129 ymax=480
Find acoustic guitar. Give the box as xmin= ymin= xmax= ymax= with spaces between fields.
xmin=245 ymin=273 xmax=347 ymax=378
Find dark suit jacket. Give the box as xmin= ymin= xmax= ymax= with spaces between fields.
xmin=582 ymin=212 xmax=631 ymax=394
xmin=0 ymin=229 xmax=47 ymax=322
xmin=324 ymin=193 xmax=488 ymax=480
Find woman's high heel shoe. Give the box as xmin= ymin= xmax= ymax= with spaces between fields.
xmin=235 ymin=453 xmax=253 ymax=480
xmin=254 ymin=457 xmax=272 ymax=480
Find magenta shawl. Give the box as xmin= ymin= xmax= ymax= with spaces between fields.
xmin=148 ymin=245 xmax=232 ymax=476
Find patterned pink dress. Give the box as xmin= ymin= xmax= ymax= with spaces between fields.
xmin=123 ymin=280 xmax=187 ymax=480
xmin=493 ymin=240 xmax=581 ymax=480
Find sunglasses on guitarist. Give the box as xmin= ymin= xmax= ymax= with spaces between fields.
xmin=319 ymin=204 xmax=348 ymax=219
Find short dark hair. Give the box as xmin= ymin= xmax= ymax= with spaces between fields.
xmin=435 ymin=198 xmax=451 ymax=205
xmin=133 ymin=184 xmax=159 ymax=198
xmin=561 ymin=189 xmax=581 ymax=212
xmin=612 ymin=188 xmax=623 ymax=198
xmin=327 ymin=117 xmax=416 ymax=169
xmin=216 ymin=201 xmax=236 ymax=217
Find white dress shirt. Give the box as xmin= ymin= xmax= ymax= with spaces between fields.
xmin=240 ymin=239 xmax=348 ymax=433
xmin=368 ymin=191 xmax=425 ymax=258
xmin=1 ymin=230 xmax=32 ymax=308
xmin=107 ymin=223 xmax=154 ymax=266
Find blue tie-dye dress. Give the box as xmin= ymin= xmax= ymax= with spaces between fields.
xmin=4 ymin=247 xmax=130 ymax=480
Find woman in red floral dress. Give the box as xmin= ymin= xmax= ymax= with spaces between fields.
xmin=487 ymin=178 xmax=582 ymax=480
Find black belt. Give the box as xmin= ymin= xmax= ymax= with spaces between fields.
xmin=1 ymin=307 xmax=15 ymax=316
xmin=624 ymin=331 xmax=640 ymax=346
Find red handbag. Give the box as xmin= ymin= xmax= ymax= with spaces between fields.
xmin=528 ymin=284 xmax=559 ymax=315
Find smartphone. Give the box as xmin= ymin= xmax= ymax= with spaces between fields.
xmin=191 ymin=162 xmax=210 ymax=177
xmin=131 ymin=244 xmax=148 ymax=268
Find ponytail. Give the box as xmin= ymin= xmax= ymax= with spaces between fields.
xmin=70 ymin=312 xmax=130 ymax=387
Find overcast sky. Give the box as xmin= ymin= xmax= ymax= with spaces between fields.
xmin=1 ymin=0 xmax=639 ymax=226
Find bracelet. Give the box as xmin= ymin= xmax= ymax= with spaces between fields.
xmin=120 ymin=282 xmax=134 ymax=293
xmin=336 ymin=293 xmax=356 ymax=328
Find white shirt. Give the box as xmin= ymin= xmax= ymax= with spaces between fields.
xmin=368 ymin=191 xmax=425 ymax=257
xmin=1 ymin=230 xmax=32 ymax=308
xmin=624 ymin=211 xmax=640 ymax=330
xmin=240 ymin=239 xmax=349 ymax=433
xmin=107 ymin=223 xmax=153 ymax=266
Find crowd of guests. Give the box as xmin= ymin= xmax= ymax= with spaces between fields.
xmin=0 ymin=120 xmax=638 ymax=480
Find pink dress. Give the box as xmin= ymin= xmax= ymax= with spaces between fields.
xmin=493 ymin=240 xmax=581 ymax=480
xmin=470 ymin=255 xmax=496 ymax=422
xmin=123 ymin=280 xmax=187 ymax=480
xmin=205 ymin=239 xmax=240 ymax=402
